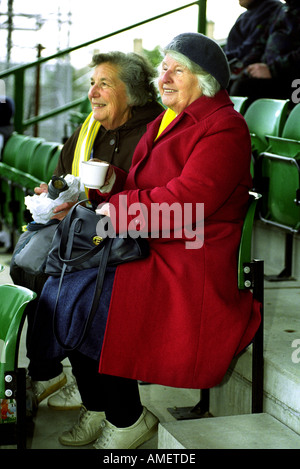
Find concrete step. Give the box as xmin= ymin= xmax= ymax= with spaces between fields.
xmin=158 ymin=413 xmax=300 ymax=449
xmin=209 ymin=332 xmax=300 ymax=436
xmin=206 ymin=221 xmax=300 ymax=436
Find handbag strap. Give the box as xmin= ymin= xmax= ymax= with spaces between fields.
xmin=53 ymin=236 xmax=114 ymax=351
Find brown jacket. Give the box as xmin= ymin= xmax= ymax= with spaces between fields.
xmin=54 ymin=100 xmax=163 ymax=176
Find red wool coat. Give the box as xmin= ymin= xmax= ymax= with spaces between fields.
xmin=97 ymin=90 xmax=261 ymax=389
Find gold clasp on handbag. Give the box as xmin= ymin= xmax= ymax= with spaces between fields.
xmin=92 ymin=235 xmax=103 ymax=246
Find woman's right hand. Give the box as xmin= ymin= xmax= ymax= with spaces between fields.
xmin=51 ymin=200 xmax=77 ymax=220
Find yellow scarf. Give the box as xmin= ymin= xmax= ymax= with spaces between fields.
xmin=155 ymin=108 xmax=177 ymax=140
xmin=72 ymin=111 xmax=101 ymax=176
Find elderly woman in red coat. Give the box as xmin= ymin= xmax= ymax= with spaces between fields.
xmin=30 ymin=33 xmax=261 ymax=449
xmin=93 ymin=32 xmax=261 ymax=448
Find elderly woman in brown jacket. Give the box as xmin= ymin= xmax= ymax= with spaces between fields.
xmin=10 ymin=51 xmax=162 ymax=415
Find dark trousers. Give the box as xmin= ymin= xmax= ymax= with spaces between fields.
xmin=68 ymin=350 xmax=143 ymax=428
xmin=12 ymin=266 xmax=143 ymax=427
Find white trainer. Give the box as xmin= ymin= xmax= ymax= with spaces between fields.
xmin=48 ymin=380 xmax=82 ymax=410
xmin=94 ymin=407 xmax=158 ymax=449
xmin=31 ymin=372 xmax=67 ymax=404
xmin=59 ymin=405 xmax=105 ymax=446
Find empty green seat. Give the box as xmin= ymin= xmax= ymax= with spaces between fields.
xmin=14 ymin=136 xmax=44 ymax=173
xmin=0 ymin=284 xmax=36 ymax=448
xmin=0 ymin=134 xmax=28 ymax=230
xmin=45 ymin=145 xmax=62 ymax=182
xmin=258 ymin=146 xmax=300 ymax=280
xmin=230 ymin=96 xmax=248 ymax=114
xmin=2 ymin=133 xmax=30 ymax=168
xmin=265 ymin=103 xmax=300 ymax=157
xmin=244 ymin=98 xmax=289 ymax=155
xmin=28 ymin=141 xmax=61 ymax=182
xmin=0 ymin=135 xmax=59 ymax=234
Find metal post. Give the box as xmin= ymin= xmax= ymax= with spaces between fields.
xmin=13 ymin=69 xmax=24 ymax=133
xmin=197 ymin=0 xmax=207 ymax=35
xmin=34 ymin=44 xmax=45 ymax=137
xmin=6 ymin=0 xmax=14 ymax=66
xmin=251 ymin=259 xmax=264 ymax=413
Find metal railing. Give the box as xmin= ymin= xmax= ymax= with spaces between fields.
xmin=0 ymin=1 xmax=206 ymax=135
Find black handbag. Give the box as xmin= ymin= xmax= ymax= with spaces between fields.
xmin=45 ymin=200 xmax=149 ymax=276
xmin=44 ymin=199 xmax=149 ymax=350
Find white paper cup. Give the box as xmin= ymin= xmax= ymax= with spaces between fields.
xmin=80 ymin=160 xmax=109 ymax=189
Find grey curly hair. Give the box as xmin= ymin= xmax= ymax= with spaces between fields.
xmin=90 ymin=51 xmax=158 ymax=106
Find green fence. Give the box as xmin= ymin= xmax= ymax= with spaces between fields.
xmin=0 ymin=2 xmax=206 ymax=136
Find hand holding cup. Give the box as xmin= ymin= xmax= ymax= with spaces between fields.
xmin=80 ymin=158 xmax=111 ymax=189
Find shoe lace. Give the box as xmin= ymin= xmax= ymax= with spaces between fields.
xmin=60 ymin=381 xmax=77 ymax=398
xmin=68 ymin=406 xmax=90 ymax=437
xmin=94 ymin=421 xmax=113 ymax=448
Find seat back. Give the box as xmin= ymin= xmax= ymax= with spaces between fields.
xmin=230 ymin=96 xmax=248 ymax=114
xmin=0 ymin=284 xmax=36 ymax=398
xmin=282 ymin=103 xmax=300 ymax=140
xmin=2 ymin=133 xmax=30 ymax=167
xmin=28 ymin=141 xmax=60 ymax=182
xmin=14 ymin=137 xmax=44 ymax=173
xmin=259 ymin=154 xmax=300 ymax=231
xmin=244 ymin=99 xmax=289 ymax=154
xmin=238 ymin=192 xmax=262 ymax=290
xmin=260 ymin=103 xmax=300 ymax=160
xmin=45 ymin=145 xmax=62 ymax=182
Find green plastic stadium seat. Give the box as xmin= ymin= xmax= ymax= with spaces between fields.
xmin=0 ymin=284 xmax=36 ymax=448
xmin=265 ymin=102 xmax=300 ymax=157
xmin=230 ymin=96 xmax=248 ymax=114
xmin=44 ymin=145 xmax=62 ymax=182
xmin=244 ymin=98 xmax=289 ymax=155
xmin=256 ymin=103 xmax=300 ymax=280
xmin=28 ymin=141 xmax=61 ymax=182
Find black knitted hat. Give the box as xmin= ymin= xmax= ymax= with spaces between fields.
xmin=164 ymin=32 xmax=230 ymax=89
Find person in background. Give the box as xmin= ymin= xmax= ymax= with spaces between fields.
xmin=229 ymin=0 xmax=300 ymax=103
xmin=10 ymin=51 xmax=162 ymax=413
xmin=224 ymin=0 xmax=284 ymax=63
xmin=28 ymin=32 xmax=261 ymax=449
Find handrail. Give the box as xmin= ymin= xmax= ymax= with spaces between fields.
xmin=0 ymin=1 xmax=205 ymax=135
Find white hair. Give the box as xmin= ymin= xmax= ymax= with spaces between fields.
xmin=161 ymin=49 xmax=221 ymax=97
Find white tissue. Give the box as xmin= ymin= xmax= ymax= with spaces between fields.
xmin=25 ymin=174 xmax=81 ymax=224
